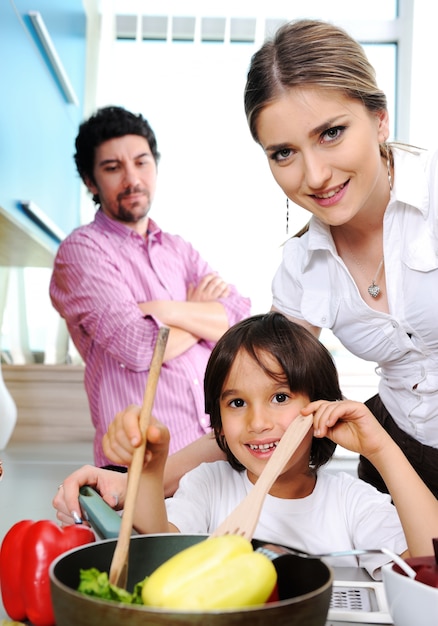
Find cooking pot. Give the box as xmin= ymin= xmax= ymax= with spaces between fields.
xmin=50 ymin=534 xmax=332 ymax=625
xmin=49 ymin=488 xmax=333 ymax=625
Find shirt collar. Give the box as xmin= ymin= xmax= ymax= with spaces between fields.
xmin=145 ymin=217 xmax=162 ymax=243
xmin=94 ymin=210 xmax=163 ymax=244
xmin=302 ymin=219 xmax=336 ymax=268
xmin=390 ymin=145 xmax=429 ymax=216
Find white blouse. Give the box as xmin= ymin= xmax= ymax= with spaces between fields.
xmin=272 ymin=146 xmax=438 ymax=446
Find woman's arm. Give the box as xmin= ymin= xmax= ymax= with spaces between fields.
xmin=270 ymin=306 xmax=321 ymax=338
xmin=52 ymin=417 xmax=224 ymax=526
xmin=163 ymin=432 xmax=224 ymax=497
xmin=309 ymin=399 xmax=438 ymax=557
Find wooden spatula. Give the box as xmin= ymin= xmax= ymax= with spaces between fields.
xmin=210 ymin=413 xmax=313 ymax=540
xmin=109 ymin=326 xmax=169 ymax=588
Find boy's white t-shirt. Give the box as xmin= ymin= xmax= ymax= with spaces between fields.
xmin=165 ymin=461 xmax=407 ymax=579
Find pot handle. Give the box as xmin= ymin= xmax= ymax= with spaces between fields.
xmin=79 ymin=485 xmax=133 ymax=539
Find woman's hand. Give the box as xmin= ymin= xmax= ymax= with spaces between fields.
xmin=304 ymin=399 xmax=391 ymax=459
xmin=53 ymin=405 xmax=170 ymax=527
xmin=52 ymin=465 xmax=127 ymax=527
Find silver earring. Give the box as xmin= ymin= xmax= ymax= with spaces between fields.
xmin=386 ymin=144 xmax=393 ymax=191
xmin=286 ymin=198 xmax=289 ymax=234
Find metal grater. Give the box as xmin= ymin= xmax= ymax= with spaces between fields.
xmin=328 ymin=580 xmax=392 ymax=623
xmin=256 ymin=545 xmax=393 ymax=624
xmin=331 ymin=586 xmax=376 ymax=611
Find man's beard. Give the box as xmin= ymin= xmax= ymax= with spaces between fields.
xmin=116 ymin=188 xmax=151 ymax=223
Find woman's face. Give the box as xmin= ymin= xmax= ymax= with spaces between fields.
xmin=256 ymin=87 xmax=390 ymax=227
xmin=219 ymin=349 xmax=313 ymax=494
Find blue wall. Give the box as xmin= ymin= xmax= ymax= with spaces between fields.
xmin=0 ymin=0 xmax=86 ymax=247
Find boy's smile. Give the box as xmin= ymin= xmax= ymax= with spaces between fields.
xmin=220 ymin=349 xmax=315 ymax=497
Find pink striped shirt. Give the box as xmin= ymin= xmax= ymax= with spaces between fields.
xmin=50 ymin=211 xmax=251 ymax=466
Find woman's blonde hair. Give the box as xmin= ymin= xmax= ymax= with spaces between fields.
xmin=244 ymin=19 xmax=388 ymax=145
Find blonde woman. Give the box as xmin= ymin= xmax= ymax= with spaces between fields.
xmin=245 ymin=19 xmax=438 ymax=497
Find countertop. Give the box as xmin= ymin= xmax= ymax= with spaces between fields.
xmin=0 ymin=441 xmax=392 ymax=625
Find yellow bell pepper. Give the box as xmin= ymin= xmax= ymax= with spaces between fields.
xmin=141 ymin=535 xmax=277 ymax=610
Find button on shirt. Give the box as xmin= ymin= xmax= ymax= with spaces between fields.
xmin=50 ymin=212 xmax=251 ymax=466
xmin=272 ymin=146 xmax=438 ymax=447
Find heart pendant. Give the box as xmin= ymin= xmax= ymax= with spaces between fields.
xmin=368 ymin=283 xmax=380 ymax=298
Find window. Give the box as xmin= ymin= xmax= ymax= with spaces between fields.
xmin=93 ymin=4 xmax=404 ymax=312
xmin=1 ymin=0 xmax=414 ymax=409
xmin=89 ymin=3 xmax=409 ymax=457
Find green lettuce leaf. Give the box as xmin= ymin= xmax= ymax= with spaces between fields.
xmin=77 ymin=567 xmax=147 ymax=604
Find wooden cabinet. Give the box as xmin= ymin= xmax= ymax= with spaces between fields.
xmin=2 ymin=365 xmax=93 ymax=443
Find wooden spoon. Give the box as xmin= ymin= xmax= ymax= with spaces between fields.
xmin=210 ymin=413 xmax=313 ymax=540
xmin=109 ymin=326 xmax=169 ymax=588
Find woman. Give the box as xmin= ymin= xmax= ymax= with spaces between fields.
xmin=244 ymin=18 xmax=438 ymax=496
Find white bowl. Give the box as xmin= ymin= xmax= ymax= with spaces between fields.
xmin=382 ymin=562 xmax=438 ymax=626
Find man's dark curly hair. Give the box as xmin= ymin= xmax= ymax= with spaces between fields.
xmin=204 ymin=312 xmax=342 ymax=472
xmin=74 ymin=106 xmax=161 ymax=204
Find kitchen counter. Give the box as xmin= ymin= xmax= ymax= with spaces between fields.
xmin=0 ymin=441 xmax=392 ymax=625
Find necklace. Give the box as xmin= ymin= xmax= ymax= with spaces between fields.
xmin=342 ymin=239 xmax=384 ymax=298
xmin=366 ymin=257 xmax=385 ymax=298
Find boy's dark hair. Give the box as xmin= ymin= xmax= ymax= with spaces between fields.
xmin=74 ymin=106 xmax=161 ymax=204
xmin=204 ymin=312 xmax=342 ymax=471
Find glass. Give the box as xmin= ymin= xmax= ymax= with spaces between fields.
xmin=110 ymin=0 xmax=398 ymax=21
xmin=364 ymin=43 xmax=397 ymax=138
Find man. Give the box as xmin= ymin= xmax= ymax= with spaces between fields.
xmin=50 ymin=106 xmax=251 ymax=467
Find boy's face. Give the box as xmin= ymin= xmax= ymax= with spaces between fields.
xmin=219 ymin=349 xmax=314 ymax=494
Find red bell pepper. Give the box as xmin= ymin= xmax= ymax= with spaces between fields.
xmin=0 ymin=519 xmax=95 ymax=626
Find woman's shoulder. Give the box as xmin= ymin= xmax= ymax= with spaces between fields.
xmin=392 ymin=142 xmax=437 ymax=173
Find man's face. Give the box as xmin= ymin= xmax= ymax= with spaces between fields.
xmin=86 ymin=134 xmax=157 ymax=232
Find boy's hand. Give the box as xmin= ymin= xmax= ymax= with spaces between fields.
xmin=102 ymin=404 xmax=170 ymax=470
xmin=305 ymin=399 xmax=391 ymax=458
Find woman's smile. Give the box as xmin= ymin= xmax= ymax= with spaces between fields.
xmin=311 ymin=180 xmax=349 ymax=206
